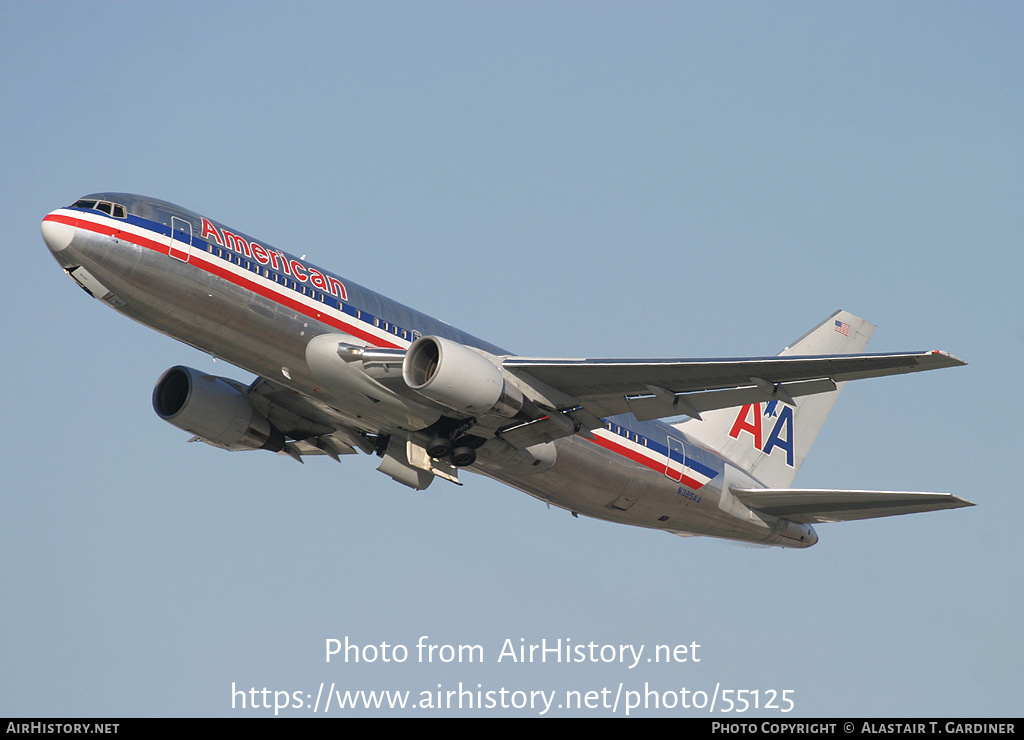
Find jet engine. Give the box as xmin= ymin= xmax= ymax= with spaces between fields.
xmin=403 ymin=336 xmax=523 ymax=418
xmin=152 ymin=366 xmax=285 ymax=452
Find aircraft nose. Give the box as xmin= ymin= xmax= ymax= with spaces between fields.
xmin=41 ymin=212 xmax=76 ymax=253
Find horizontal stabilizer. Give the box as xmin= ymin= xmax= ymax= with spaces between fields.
xmin=731 ymin=487 xmax=975 ymax=524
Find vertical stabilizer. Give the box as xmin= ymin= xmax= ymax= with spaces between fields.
xmin=676 ymin=310 xmax=875 ymax=489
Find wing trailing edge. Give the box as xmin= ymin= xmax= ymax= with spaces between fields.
xmin=504 ymin=349 xmax=965 ymax=422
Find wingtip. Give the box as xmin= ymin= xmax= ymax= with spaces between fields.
xmin=930 ymin=350 xmax=968 ymax=367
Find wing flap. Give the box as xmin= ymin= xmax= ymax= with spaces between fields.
xmin=627 ymin=377 xmax=837 ymax=421
xmin=731 ymin=487 xmax=975 ymax=524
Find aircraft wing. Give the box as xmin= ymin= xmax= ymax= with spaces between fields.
xmin=246 ymin=376 xmax=376 ymax=461
xmin=502 ymin=350 xmax=965 ymax=421
xmin=730 ymin=487 xmax=975 ymax=524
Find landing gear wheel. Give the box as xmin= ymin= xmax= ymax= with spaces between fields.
xmin=426 ymin=436 xmax=453 ymax=460
xmin=450 ymin=446 xmax=477 ymax=467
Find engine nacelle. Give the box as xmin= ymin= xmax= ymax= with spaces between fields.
xmin=152 ymin=366 xmax=284 ymax=452
xmin=403 ymin=336 xmax=523 ymax=418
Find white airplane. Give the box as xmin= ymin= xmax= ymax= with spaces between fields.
xmin=42 ymin=193 xmax=972 ymax=548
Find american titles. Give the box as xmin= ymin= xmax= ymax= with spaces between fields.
xmin=201 ymin=217 xmax=348 ymax=300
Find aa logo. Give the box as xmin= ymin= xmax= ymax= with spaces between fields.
xmin=728 ymin=402 xmax=795 ymax=467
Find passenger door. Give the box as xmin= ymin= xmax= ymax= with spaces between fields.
xmin=168 ymin=217 xmax=192 ymax=262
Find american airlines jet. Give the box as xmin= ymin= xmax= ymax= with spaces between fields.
xmin=42 ymin=193 xmax=972 ymax=548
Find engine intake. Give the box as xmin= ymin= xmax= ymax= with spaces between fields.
xmin=403 ymin=336 xmax=523 ymax=418
xmin=153 ymin=366 xmax=284 ymax=452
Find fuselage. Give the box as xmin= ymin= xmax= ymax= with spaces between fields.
xmin=42 ymin=193 xmax=817 ymax=548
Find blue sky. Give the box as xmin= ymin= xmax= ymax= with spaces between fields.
xmin=2 ymin=1 xmax=1020 ymax=716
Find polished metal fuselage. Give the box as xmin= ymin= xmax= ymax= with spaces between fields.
xmin=43 ymin=193 xmax=816 ymax=547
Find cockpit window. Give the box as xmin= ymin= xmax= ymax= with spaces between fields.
xmin=72 ymin=199 xmax=127 ymax=218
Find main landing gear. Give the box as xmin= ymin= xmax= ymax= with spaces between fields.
xmin=426 ymin=434 xmax=477 ymax=467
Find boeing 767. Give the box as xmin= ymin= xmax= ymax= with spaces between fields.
xmin=42 ymin=193 xmax=972 ymax=548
